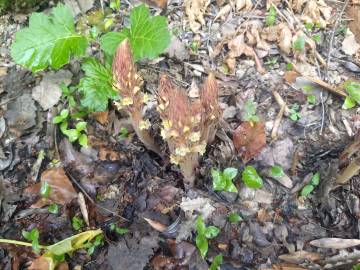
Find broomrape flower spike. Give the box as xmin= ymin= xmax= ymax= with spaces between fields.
xmin=157 ymin=73 xmax=221 ymax=188
xmin=112 ymin=39 xmax=161 ymax=155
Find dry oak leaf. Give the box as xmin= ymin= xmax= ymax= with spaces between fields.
xmin=91 ymin=111 xmax=109 ymax=125
xmin=26 ymin=167 xmax=77 ymax=208
xmin=261 ymin=23 xmax=293 ymax=55
xmin=140 ymin=0 xmax=167 ymax=8
xmin=233 ymin=121 xmax=266 ymax=163
xmin=279 ymin=250 xmax=322 ymax=264
xmin=184 ymin=0 xmax=211 ymax=32
xmin=232 ymin=0 xmax=253 ymax=12
xmin=301 ymin=0 xmax=332 ymax=28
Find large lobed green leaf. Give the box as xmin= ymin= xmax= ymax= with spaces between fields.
xmin=100 ymin=4 xmax=171 ymax=61
xmin=11 ymin=4 xmax=88 ymax=72
xmin=78 ymin=58 xmax=119 ymax=112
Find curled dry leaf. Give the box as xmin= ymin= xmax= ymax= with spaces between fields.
xmin=25 ymin=167 xmax=77 ymax=208
xmin=310 ymin=238 xmax=360 ymax=249
xmin=233 ymin=121 xmax=266 ymax=163
xmin=184 ymin=0 xmax=211 ymax=32
xmin=301 ymin=0 xmax=332 ymax=28
xmin=279 ymin=250 xmax=322 ymax=264
xmin=144 ymin=217 xmax=167 ymax=232
xmin=233 ymin=0 xmax=253 ymax=12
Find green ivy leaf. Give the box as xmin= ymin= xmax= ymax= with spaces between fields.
xmin=78 ymin=134 xmax=88 ymax=147
xmin=195 ymin=234 xmax=208 ymax=258
xmin=11 ymin=4 xmax=88 ymax=72
xmin=211 ymin=169 xmax=225 ymax=191
xmin=300 ymin=184 xmax=314 ymax=197
xmin=344 ymin=81 xmax=360 ymax=104
xmin=310 ymin=172 xmax=320 ymax=186
xmin=204 ymin=226 xmax=220 ymax=239
xmin=228 ymin=213 xmax=243 ymax=223
xmin=293 ymin=35 xmax=305 ymax=51
xmin=195 ymin=216 xmax=206 ymax=235
xmin=343 ymin=96 xmax=356 ymax=109
xmin=78 ymin=58 xmax=119 ymax=112
xmin=75 ymin=121 xmax=87 ymax=131
xmin=100 ymin=4 xmax=170 ymax=60
xmin=270 ymin=166 xmax=284 ymax=178
xmin=242 ymin=166 xmax=263 ymax=189
xmin=209 ymin=254 xmax=223 ymax=270
xmin=48 ymin=204 xmax=59 ymax=214
xmin=129 ymin=4 xmax=171 ymax=60
xmin=63 ymin=129 xmax=80 ymax=142
xmin=100 ymin=30 xmax=129 ymax=55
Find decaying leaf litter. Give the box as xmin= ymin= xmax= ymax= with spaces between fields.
xmin=1 ymin=0 xmax=360 ymax=269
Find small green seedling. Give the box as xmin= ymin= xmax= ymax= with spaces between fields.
xmin=353 ymin=264 xmax=360 ymax=270
xmin=269 ymin=165 xmax=285 ymax=178
xmin=190 ymin=41 xmax=199 ymax=53
xmin=300 ymin=172 xmax=320 ymax=197
xmin=209 ymin=254 xmax=223 ymax=270
xmin=110 ymin=0 xmax=121 ymax=11
xmin=293 ymin=36 xmax=305 ymax=52
xmin=312 ymin=34 xmax=321 ymax=43
xmin=285 ymin=63 xmax=293 ymax=71
xmin=243 ymin=100 xmax=259 ymax=123
xmin=60 ymin=84 xmax=77 ymax=108
xmin=211 ymin=167 xmax=238 ymax=193
xmin=60 ymin=121 xmax=88 ymax=147
xmin=40 ymin=181 xmax=52 ymax=198
xmin=265 ymin=57 xmax=278 ymax=66
xmin=304 ymin=22 xmax=314 ymax=31
xmin=84 ymin=234 xmax=104 ymax=256
xmin=342 ymin=81 xmax=360 ymax=110
xmin=53 ymin=109 xmax=69 ymax=124
xmin=307 ymin=94 xmax=316 ymax=105
xmin=72 ymin=216 xmax=85 ymax=231
xmin=110 ymin=223 xmax=129 ymax=235
xmin=265 ymin=6 xmax=277 ymax=26
xmin=22 ymin=228 xmax=40 ymax=253
xmin=195 ymin=216 xmax=220 ymax=258
xmin=119 ymin=127 xmax=129 ymax=139
xmin=48 ymin=204 xmax=59 ymax=214
xmin=289 ymin=104 xmax=301 ymax=121
xmin=228 ymin=213 xmax=243 ymax=223
xmin=242 ymin=166 xmax=263 ymax=189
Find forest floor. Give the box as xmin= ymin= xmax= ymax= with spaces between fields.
xmin=1 ymin=0 xmax=360 ymax=269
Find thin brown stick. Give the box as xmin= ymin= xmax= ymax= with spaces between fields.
xmin=325 ymin=0 xmax=350 ymax=79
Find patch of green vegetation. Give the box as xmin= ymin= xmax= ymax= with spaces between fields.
xmin=209 ymin=254 xmax=223 ymax=270
xmin=211 ymin=167 xmax=238 ymax=193
xmin=289 ymin=104 xmax=301 ymax=121
xmin=342 ymin=81 xmax=360 ymax=110
xmin=300 ymin=172 xmax=320 ymax=197
xmin=195 ymin=216 xmax=220 ymax=258
xmin=293 ymin=36 xmax=305 ymax=52
xmin=72 ymin=216 xmax=85 ymax=231
xmin=228 ymin=213 xmax=243 ymax=223
xmin=265 ymin=6 xmax=277 ymax=26
xmin=22 ymin=228 xmax=40 ymax=253
xmin=269 ymin=165 xmax=285 ymax=178
xmin=243 ymin=100 xmax=259 ymax=123
xmin=242 ymin=166 xmax=263 ymax=189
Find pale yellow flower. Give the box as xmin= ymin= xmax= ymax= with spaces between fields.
xmin=175 ymin=146 xmax=190 ymax=157
xmin=189 ymin=132 xmax=201 ymax=142
xmin=121 ymin=97 xmax=133 ymax=106
xmin=139 ymin=119 xmax=151 ymax=130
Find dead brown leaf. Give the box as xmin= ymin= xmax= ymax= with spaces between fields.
xmin=28 ymin=256 xmax=69 ymax=270
xmin=184 ymin=0 xmax=211 ymax=32
xmin=91 ymin=111 xmax=108 ymax=125
xmin=233 ymin=121 xmax=266 ymax=163
xmin=233 ymin=0 xmax=253 ymax=12
xmin=140 ymin=0 xmax=167 ymax=8
xmin=144 ymin=218 xmax=167 ymax=232
xmin=284 ymin=71 xmax=299 ymax=84
xmin=26 ymin=167 xmax=78 ymax=208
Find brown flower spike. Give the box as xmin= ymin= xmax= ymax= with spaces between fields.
xmin=112 ymin=39 xmax=161 ymax=155
xmin=157 ymin=74 xmax=221 ymax=187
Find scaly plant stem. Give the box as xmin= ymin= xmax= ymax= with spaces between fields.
xmin=0 ymin=239 xmax=47 ymax=249
xmin=337 ymin=157 xmax=360 ymax=184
